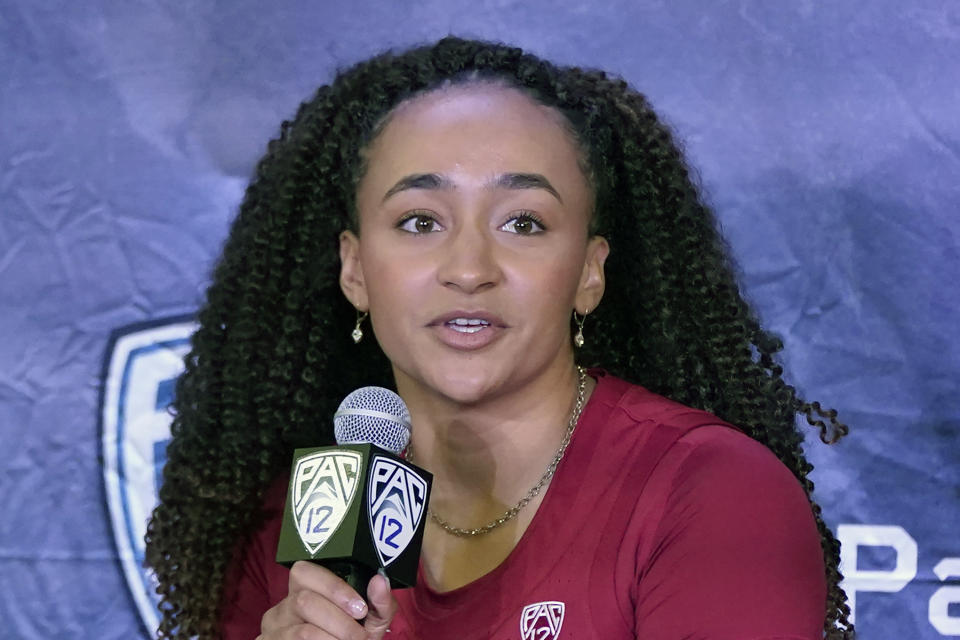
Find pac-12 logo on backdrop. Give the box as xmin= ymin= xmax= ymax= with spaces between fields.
xmin=100 ymin=317 xmax=196 ymax=638
xmin=292 ymin=450 xmax=361 ymax=554
xmin=520 ymin=601 xmax=565 ymax=640
xmin=367 ymin=456 xmax=427 ymax=566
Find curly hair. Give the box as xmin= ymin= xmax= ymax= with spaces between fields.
xmin=145 ymin=36 xmax=853 ymax=638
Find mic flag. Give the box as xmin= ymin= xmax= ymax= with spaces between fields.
xmin=276 ymin=387 xmax=432 ymax=590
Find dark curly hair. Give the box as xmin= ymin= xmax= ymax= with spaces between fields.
xmin=145 ymin=36 xmax=853 ymax=638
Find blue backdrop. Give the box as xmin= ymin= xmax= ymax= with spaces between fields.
xmin=1 ymin=2 xmax=958 ymax=638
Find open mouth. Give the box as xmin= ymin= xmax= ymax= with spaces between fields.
xmin=446 ymin=318 xmax=491 ymax=334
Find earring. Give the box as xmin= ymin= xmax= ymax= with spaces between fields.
xmin=352 ymin=310 xmax=369 ymax=344
xmin=572 ymin=309 xmax=588 ymax=348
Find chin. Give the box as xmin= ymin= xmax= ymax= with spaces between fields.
xmin=432 ymin=373 xmax=498 ymax=405
xmin=405 ymin=363 xmax=506 ymax=406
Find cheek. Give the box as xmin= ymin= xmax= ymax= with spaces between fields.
xmin=508 ymin=255 xmax=585 ymax=314
xmin=360 ymin=250 xmax=430 ymax=314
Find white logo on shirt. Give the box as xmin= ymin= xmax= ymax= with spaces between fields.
xmin=520 ymin=601 xmax=565 ymax=640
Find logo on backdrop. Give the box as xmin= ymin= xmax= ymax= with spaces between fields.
xmin=100 ymin=316 xmax=196 ymax=638
xmin=292 ymin=451 xmax=361 ymax=554
xmin=520 ymin=601 xmax=565 ymax=640
xmin=367 ymin=456 xmax=427 ymax=567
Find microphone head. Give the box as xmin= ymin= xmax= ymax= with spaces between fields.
xmin=333 ymin=386 xmax=411 ymax=454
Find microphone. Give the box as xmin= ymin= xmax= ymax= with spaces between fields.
xmin=276 ymin=387 xmax=432 ymax=596
xmin=333 ymin=386 xmax=412 ymax=453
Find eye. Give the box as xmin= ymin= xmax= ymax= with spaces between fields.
xmin=500 ymin=212 xmax=546 ymax=235
xmin=397 ymin=212 xmax=444 ymax=234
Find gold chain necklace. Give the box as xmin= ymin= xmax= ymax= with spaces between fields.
xmin=406 ymin=366 xmax=587 ymax=537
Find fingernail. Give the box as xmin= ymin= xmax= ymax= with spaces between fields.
xmin=377 ymin=567 xmax=391 ymax=590
xmin=349 ymin=598 xmax=367 ymax=617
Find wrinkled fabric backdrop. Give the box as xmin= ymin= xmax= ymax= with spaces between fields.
xmin=1 ymin=1 xmax=958 ymax=638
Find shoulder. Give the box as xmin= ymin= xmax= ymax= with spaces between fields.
xmin=220 ymin=474 xmax=292 ymax=638
xmin=570 ymin=372 xmax=826 ymax=637
xmin=586 ymin=376 xmax=827 ymax=638
xmin=578 ymin=372 xmax=821 ymax=560
xmin=587 ymin=369 xmax=801 ymax=491
xmin=604 ymin=371 xmax=815 ymax=538
xmin=586 ymin=369 xmax=742 ymax=442
xmin=673 ymin=421 xmax=803 ymax=490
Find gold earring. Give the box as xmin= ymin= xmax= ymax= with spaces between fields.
xmin=573 ymin=309 xmax=588 ymax=348
xmin=352 ymin=310 xmax=368 ymax=344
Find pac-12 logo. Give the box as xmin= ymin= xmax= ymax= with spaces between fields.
xmin=100 ymin=316 xmax=197 ymax=637
xmin=367 ymin=457 xmax=427 ymax=566
xmin=520 ymin=601 xmax=565 ymax=640
xmin=292 ymin=451 xmax=361 ymax=554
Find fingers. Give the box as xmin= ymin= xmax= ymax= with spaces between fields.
xmin=364 ymin=572 xmax=398 ymax=640
xmin=261 ymin=599 xmax=365 ymax=640
xmin=258 ymin=562 xmax=370 ymax=640
xmin=256 ymin=623 xmax=340 ymax=640
xmin=289 ymin=561 xmax=369 ymax=620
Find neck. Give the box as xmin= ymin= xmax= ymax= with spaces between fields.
xmin=398 ymin=361 xmax=589 ymax=525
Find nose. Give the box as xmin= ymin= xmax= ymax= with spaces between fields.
xmin=436 ymin=221 xmax=503 ymax=294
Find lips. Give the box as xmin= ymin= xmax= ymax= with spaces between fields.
xmin=428 ymin=311 xmax=507 ymax=349
xmin=429 ymin=310 xmax=507 ymax=328
xmin=446 ymin=318 xmax=490 ymax=334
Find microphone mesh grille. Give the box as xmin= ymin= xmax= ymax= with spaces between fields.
xmin=333 ymin=386 xmax=411 ymax=454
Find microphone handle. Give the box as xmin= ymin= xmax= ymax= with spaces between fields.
xmin=325 ymin=559 xmax=378 ymax=604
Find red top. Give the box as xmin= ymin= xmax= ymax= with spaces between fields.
xmin=221 ymin=371 xmax=826 ymax=639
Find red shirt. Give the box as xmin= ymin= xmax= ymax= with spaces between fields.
xmin=221 ymin=372 xmax=826 ymax=639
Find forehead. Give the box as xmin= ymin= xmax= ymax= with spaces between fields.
xmin=358 ymin=84 xmax=589 ymax=198
xmin=377 ymin=83 xmax=575 ymax=145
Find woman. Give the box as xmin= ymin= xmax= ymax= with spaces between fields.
xmin=145 ymin=37 xmax=853 ymax=639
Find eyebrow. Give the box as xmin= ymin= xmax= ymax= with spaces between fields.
xmin=381 ymin=172 xmax=563 ymax=204
xmin=494 ymin=173 xmax=563 ymax=203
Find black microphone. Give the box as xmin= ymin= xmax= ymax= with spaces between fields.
xmin=276 ymin=387 xmax=432 ymax=597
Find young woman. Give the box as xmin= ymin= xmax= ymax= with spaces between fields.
xmin=145 ymin=37 xmax=853 ymax=639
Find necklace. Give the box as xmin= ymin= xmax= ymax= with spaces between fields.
xmin=406 ymin=366 xmax=587 ymax=537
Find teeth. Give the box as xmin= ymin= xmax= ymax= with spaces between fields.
xmin=450 ymin=325 xmax=484 ymax=334
xmin=447 ymin=317 xmax=490 ymax=333
xmin=450 ymin=318 xmax=489 ymax=326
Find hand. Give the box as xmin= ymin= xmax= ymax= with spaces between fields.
xmin=258 ymin=561 xmax=397 ymax=640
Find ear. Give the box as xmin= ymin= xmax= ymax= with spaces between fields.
xmin=574 ymin=235 xmax=609 ymax=314
xmin=339 ymin=230 xmax=369 ymax=310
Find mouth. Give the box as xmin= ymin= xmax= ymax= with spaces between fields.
xmin=445 ymin=317 xmax=491 ymax=334
xmin=428 ymin=311 xmax=507 ymax=349
xmin=430 ymin=311 xmax=506 ymax=329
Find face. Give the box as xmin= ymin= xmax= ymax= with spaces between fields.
xmin=339 ymin=84 xmax=608 ymax=405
